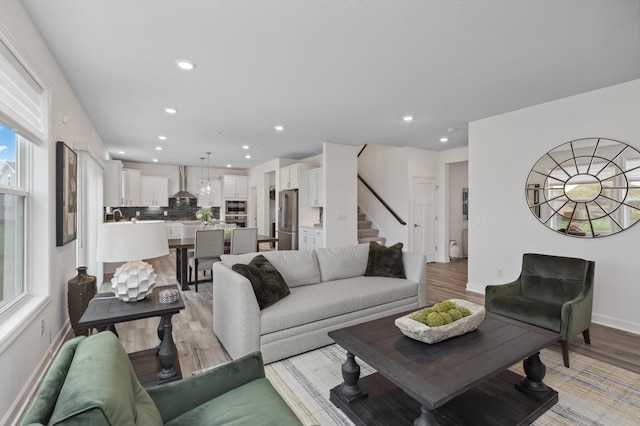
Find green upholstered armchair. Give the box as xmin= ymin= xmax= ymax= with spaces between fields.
xmin=20 ymin=331 xmax=302 ymax=425
xmin=485 ymin=253 xmax=595 ymax=368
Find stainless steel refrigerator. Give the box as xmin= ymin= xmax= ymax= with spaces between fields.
xmin=277 ymin=189 xmax=298 ymax=250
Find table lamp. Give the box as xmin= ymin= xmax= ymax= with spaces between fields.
xmin=96 ymin=221 xmax=169 ymax=302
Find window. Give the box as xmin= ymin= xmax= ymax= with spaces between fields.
xmin=0 ymin=124 xmax=26 ymax=312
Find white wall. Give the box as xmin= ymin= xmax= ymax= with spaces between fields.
xmin=358 ymin=144 xmax=410 ymax=246
xmin=449 ymin=161 xmax=469 ymax=256
xmin=247 ymin=158 xmax=280 ymax=236
xmin=436 ymin=147 xmax=469 ymax=262
xmin=469 ymin=79 xmax=640 ymax=334
xmin=0 ymin=1 xmax=108 ymax=422
xmin=324 ymin=143 xmax=358 ymax=247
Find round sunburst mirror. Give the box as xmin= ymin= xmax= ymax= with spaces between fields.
xmin=526 ymin=137 xmax=640 ymax=238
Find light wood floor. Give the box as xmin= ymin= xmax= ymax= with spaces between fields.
xmin=113 ymin=253 xmax=640 ymax=377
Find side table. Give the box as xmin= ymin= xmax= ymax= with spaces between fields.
xmin=78 ymin=284 xmax=185 ymax=386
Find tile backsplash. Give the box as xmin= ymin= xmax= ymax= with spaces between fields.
xmin=105 ymin=199 xmax=220 ymax=222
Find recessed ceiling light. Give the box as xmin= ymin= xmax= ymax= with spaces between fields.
xmin=242 ymin=145 xmax=250 ymax=150
xmin=164 ymin=107 xmax=178 ymax=114
xmin=245 ymin=155 xmax=251 ymax=159
xmin=403 ymin=115 xmax=414 ymax=122
xmin=175 ymin=59 xmax=195 ymax=70
xmin=227 ymin=164 xmax=232 ymax=168
xmin=274 ymin=125 xmax=284 ymax=131
xmin=152 ymin=158 xmax=158 ymax=162
xmin=440 ymin=137 xmax=449 ymax=142
xmin=155 ymin=146 xmax=163 ymax=151
xmin=118 ymin=151 xmax=125 ymax=155
xmin=158 ymin=135 xmax=167 ymax=140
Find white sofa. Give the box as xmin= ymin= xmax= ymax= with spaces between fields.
xmin=212 ymin=243 xmax=427 ymax=364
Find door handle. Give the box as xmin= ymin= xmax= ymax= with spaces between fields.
xmin=414 ymin=224 xmax=420 ymax=227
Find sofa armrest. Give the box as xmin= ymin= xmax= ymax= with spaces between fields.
xmin=484 ymin=279 xmax=521 ymax=309
xmin=212 ymin=262 xmax=261 ymax=360
xmin=402 ymin=252 xmax=427 ymax=306
xmin=147 ymin=351 xmax=266 ymax=423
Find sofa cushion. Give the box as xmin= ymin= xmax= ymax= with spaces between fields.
xmin=232 ymin=255 xmax=290 ymax=310
xmin=164 ymin=378 xmax=301 ymax=426
xmin=49 ymin=332 xmax=162 ymax=426
xmin=261 ymin=275 xmax=419 ymax=334
xmin=221 ymin=250 xmax=322 ymax=288
xmin=315 ymin=244 xmax=370 ymax=282
xmin=365 ymin=241 xmax=406 ymax=278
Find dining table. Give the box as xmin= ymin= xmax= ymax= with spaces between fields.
xmin=168 ymin=234 xmax=279 ymax=290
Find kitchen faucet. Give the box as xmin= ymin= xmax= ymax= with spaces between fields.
xmin=112 ymin=209 xmax=124 ymax=222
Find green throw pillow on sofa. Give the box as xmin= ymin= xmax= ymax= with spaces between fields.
xmin=232 ymin=255 xmax=290 ymax=310
xmin=364 ymin=241 xmax=406 ymax=278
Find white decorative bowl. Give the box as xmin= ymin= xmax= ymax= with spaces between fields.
xmin=395 ymin=299 xmax=485 ymax=344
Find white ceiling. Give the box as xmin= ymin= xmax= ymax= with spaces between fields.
xmin=21 ymin=1 xmax=640 ymax=169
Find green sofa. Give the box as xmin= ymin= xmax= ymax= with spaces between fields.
xmin=20 ymin=331 xmax=302 ymax=425
xmin=485 ymin=253 xmax=595 ymax=368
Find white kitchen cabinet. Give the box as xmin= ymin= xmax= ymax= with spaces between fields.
xmin=103 ymin=160 xmax=123 ymax=206
xmin=280 ymin=163 xmax=309 ymax=190
xmin=299 ymin=226 xmax=323 ymax=250
xmin=198 ymin=179 xmax=222 ymax=207
xmin=140 ymin=175 xmax=169 ymax=207
xmin=164 ymin=222 xmax=181 ymax=239
xmin=121 ymin=168 xmax=141 ymax=206
xmin=223 ymin=175 xmax=248 ymax=199
xmin=307 ymin=167 xmax=324 ymax=207
xmin=313 ymin=228 xmax=324 ymax=249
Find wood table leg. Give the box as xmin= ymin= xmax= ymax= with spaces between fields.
xmin=339 ymin=351 xmax=367 ymax=401
xmin=157 ymin=313 xmax=179 ymax=383
xmin=176 ymin=247 xmax=190 ymax=291
xmin=516 ymin=351 xmax=552 ymax=400
xmin=175 ymin=248 xmax=182 ymax=286
xmin=414 ymin=405 xmax=440 ymax=426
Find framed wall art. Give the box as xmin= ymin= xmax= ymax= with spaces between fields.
xmin=56 ymin=141 xmax=77 ymax=246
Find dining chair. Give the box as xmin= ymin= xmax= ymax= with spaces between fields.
xmin=188 ymin=229 xmax=224 ymax=292
xmin=230 ymin=227 xmax=258 ymax=255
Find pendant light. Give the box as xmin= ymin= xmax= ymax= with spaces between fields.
xmin=198 ymin=156 xmax=207 ymax=195
xmin=205 ymin=152 xmax=212 ymax=194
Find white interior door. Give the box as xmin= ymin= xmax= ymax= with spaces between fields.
xmin=412 ymin=177 xmax=437 ymax=262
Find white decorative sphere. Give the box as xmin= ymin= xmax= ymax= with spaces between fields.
xmin=111 ymin=260 xmax=157 ymax=302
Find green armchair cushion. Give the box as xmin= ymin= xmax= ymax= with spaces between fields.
xmin=164 ymin=378 xmax=301 ymax=426
xmin=520 ymin=254 xmax=589 ymax=305
xmin=48 ymin=332 xmax=162 ymax=425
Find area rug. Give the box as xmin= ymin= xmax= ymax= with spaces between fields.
xmin=264 ymin=344 xmax=640 ymax=426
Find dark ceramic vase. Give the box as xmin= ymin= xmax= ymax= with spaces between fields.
xmin=67 ymin=266 xmax=97 ymax=336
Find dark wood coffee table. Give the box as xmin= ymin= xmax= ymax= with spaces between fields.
xmin=78 ymin=284 xmax=185 ymax=387
xmin=329 ymin=310 xmax=559 ymax=425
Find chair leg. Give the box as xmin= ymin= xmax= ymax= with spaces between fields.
xmin=583 ymin=328 xmax=591 ymax=345
xmin=560 ymin=340 xmax=570 ymax=368
xmin=194 ymin=259 xmax=199 ymax=292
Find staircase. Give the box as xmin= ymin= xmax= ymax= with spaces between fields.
xmin=358 ymin=208 xmax=386 ymax=245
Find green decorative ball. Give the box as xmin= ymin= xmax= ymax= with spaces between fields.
xmin=448 ymin=309 xmax=463 ymax=321
xmin=441 ymin=300 xmax=456 ymax=311
xmin=438 ymin=312 xmax=453 ymax=325
xmin=433 ymin=303 xmax=449 ymax=313
xmin=457 ymin=306 xmax=472 ymax=317
xmin=426 ymin=312 xmax=444 ymax=327
xmin=411 ymin=312 xmax=429 ymax=324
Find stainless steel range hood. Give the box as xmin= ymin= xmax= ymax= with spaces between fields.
xmin=170 ymin=165 xmax=198 ymax=199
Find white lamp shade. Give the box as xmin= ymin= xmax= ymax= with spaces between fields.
xmin=96 ymin=221 xmax=169 ymax=263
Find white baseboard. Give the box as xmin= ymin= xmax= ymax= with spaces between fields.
xmin=592 ymin=313 xmax=640 ymax=335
